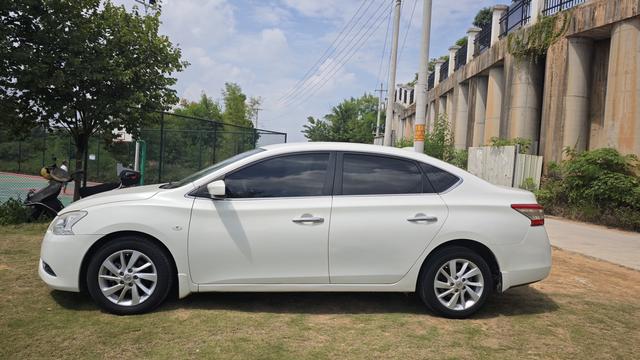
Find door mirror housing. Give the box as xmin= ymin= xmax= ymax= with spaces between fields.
xmin=206 ymin=180 xmax=226 ymax=198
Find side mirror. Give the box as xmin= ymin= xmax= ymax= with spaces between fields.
xmin=206 ymin=180 xmax=226 ymax=198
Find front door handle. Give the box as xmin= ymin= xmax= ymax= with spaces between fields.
xmin=292 ymin=214 xmax=324 ymax=224
xmin=407 ymin=213 xmax=438 ymax=223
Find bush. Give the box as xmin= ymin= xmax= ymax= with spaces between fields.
xmin=536 ymin=148 xmax=640 ymax=232
xmin=0 ymin=198 xmax=30 ymax=225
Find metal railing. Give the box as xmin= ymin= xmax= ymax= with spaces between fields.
xmin=455 ymin=45 xmax=467 ymax=70
xmin=439 ymin=60 xmax=449 ymax=82
xmin=474 ymin=23 xmax=491 ymax=56
xmin=542 ymin=0 xmax=586 ymax=16
xmin=428 ymin=72 xmax=435 ymax=90
xmin=500 ymin=0 xmax=532 ymax=38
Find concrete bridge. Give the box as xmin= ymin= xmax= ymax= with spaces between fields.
xmin=387 ymin=0 xmax=640 ymax=165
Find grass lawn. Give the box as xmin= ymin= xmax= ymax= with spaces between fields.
xmin=1 ymin=224 xmax=639 ymax=359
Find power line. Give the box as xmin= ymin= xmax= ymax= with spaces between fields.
xmin=279 ymin=0 xmax=388 ymax=107
xmin=283 ymin=2 xmax=393 ymax=109
xmin=277 ymin=0 xmax=372 ymax=103
xmin=398 ymin=0 xmax=418 ymax=61
xmin=281 ymin=0 xmax=392 ymax=108
xmin=375 ymin=3 xmax=394 ymax=89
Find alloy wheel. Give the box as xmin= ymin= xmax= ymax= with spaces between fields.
xmin=433 ymin=258 xmax=484 ymax=311
xmin=97 ymin=250 xmax=158 ymax=306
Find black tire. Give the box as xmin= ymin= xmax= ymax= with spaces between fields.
xmin=86 ymin=236 xmax=173 ymax=315
xmin=418 ymin=246 xmax=493 ymax=319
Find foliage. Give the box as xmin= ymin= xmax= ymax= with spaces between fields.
xmin=394 ymin=138 xmax=413 ymax=148
xmin=473 ymin=7 xmax=492 ymax=28
xmin=424 ymin=113 xmax=456 ymax=163
xmin=449 ymin=149 xmax=469 ymax=170
xmin=507 ymin=12 xmax=571 ymax=62
xmin=521 ymin=177 xmax=538 ymax=191
xmin=302 ymin=94 xmax=379 ymax=143
xmin=489 ymin=137 xmax=532 ymax=154
xmin=428 ymin=56 xmax=449 ymax=72
xmin=536 ymin=148 xmax=640 ymax=232
xmin=456 ymin=37 xmax=468 ymax=48
xmin=0 ymin=199 xmax=29 ymax=225
xmin=174 ymin=93 xmax=223 ymax=121
xmin=1 ymin=0 xmax=187 ymax=199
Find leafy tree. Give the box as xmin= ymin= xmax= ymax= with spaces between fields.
xmin=302 ymin=94 xmax=379 ymax=144
xmin=174 ymin=93 xmax=223 ymax=121
xmin=473 ymin=7 xmax=492 ymax=28
xmin=456 ymin=37 xmax=468 ymax=47
xmin=1 ymin=0 xmax=187 ymax=199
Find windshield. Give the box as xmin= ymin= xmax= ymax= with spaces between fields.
xmin=160 ymin=148 xmax=264 ymax=189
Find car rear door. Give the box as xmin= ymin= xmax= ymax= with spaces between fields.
xmin=328 ymin=152 xmax=449 ymax=284
xmin=188 ymin=152 xmax=335 ymax=284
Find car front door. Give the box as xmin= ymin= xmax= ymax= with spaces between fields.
xmin=188 ymin=152 xmax=334 ymax=284
xmin=329 ymin=153 xmax=449 ymax=284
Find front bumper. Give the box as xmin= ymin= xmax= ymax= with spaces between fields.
xmin=494 ymin=226 xmax=552 ymax=292
xmin=38 ymin=230 xmax=101 ymax=292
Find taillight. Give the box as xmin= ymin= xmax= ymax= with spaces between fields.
xmin=511 ymin=204 xmax=545 ymax=226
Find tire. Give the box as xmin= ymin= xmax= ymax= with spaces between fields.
xmin=86 ymin=237 xmax=173 ymax=315
xmin=418 ymin=246 xmax=493 ymax=319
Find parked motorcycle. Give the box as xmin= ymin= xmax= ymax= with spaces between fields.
xmin=24 ymin=165 xmax=141 ymax=220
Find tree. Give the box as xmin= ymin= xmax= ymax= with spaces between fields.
xmin=302 ymin=94 xmax=379 ymax=143
xmin=174 ymin=93 xmax=223 ymax=121
xmin=1 ymin=0 xmax=187 ymax=199
xmin=473 ymin=7 xmax=492 ymax=28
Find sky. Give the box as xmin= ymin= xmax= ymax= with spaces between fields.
xmin=121 ymin=0 xmax=503 ymax=141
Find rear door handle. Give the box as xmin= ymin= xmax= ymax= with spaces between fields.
xmin=407 ymin=213 xmax=438 ymax=223
xmin=292 ymin=214 xmax=324 ymax=224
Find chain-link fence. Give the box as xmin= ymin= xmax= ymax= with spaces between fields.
xmin=0 ymin=112 xmax=287 ymax=204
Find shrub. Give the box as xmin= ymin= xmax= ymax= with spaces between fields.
xmin=536 ymin=148 xmax=640 ymax=232
xmin=0 ymin=198 xmax=30 ymax=225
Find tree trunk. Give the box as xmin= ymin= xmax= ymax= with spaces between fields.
xmin=73 ymin=135 xmax=88 ymax=201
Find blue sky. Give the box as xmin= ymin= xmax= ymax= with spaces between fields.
xmin=123 ymin=0 xmax=503 ymax=141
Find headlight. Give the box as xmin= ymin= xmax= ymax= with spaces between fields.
xmin=51 ymin=211 xmax=87 ymax=235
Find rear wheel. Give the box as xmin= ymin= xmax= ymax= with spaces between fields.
xmin=86 ymin=237 xmax=173 ymax=315
xmin=419 ymin=246 xmax=493 ymax=318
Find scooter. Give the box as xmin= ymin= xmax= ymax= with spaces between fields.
xmin=24 ymin=165 xmax=141 ymax=221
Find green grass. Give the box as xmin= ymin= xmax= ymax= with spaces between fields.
xmin=1 ymin=224 xmax=639 ymax=359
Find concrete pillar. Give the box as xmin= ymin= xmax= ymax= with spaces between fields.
xmin=446 ymin=92 xmax=454 ymax=125
xmin=604 ymin=18 xmax=640 ymax=155
xmin=454 ymin=83 xmax=470 ymax=149
xmin=484 ymin=67 xmax=505 ymax=144
xmin=563 ymin=37 xmax=593 ymax=153
xmin=466 ymin=27 xmax=482 ymax=63
xmin=448 ymin=46 xmax=461 ymax=76
xmin=472 ymin=77 xmax=488 ymax=146
xmin=508 ymin=58 xmax=543 ymax=150
xmin=434 ymin=59 xmax=445 ymax=86
xmin=491 ymin=5 xmax=509 ymax=46
xmin=427 ymin=100 xmax=437 ymax=132
xmin=438 ymin=95 xmax=447 ymax=118
xmin=530 ymin=0 xmax=544 ymax=25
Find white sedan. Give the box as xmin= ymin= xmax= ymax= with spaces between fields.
xmin=39 ymin=142 xmax=551 ymax=318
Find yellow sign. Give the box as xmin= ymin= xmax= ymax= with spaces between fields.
xmin=414 ymin=124 xmax=425 ymax=141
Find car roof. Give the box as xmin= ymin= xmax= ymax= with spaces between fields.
xmin=262 ymin=142 xmax=418 ymax=156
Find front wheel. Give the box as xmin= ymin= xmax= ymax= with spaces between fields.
xmin=418 ymin=246 xmax=493 ymax=318
xmin=86 ymin=237 xmax=173 ymax=315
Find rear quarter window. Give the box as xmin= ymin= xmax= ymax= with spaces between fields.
xmin=420 ymin=163 xmax=460 ymax=193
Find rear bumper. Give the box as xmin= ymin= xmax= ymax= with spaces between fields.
xmin=494 ymin=226 xmax=552 ymax=292
xmin=38 ymin=230 xmax=100 ymax=292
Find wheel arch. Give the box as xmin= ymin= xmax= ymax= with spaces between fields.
xmin=417 ymin=239 xmax=502 ymax=292
xmin=78 ymin=230 xmax=179 ymax=298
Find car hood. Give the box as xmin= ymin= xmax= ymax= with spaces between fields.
xmin=60 ymin=184 xmax=163 ymax=214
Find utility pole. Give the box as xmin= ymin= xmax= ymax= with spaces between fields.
xmin=374 ymin=83 xmax=386 ymax=137
xmin=254 ymin=107 xmax=263 ymax=129
xmin=383 ymin=0 xmax=402 ymax=146
xmin=413 ymin=0 xmax=433 ymax=153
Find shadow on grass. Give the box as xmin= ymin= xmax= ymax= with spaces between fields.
xmin=51 ymin=285 xmax=558 ymax=318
